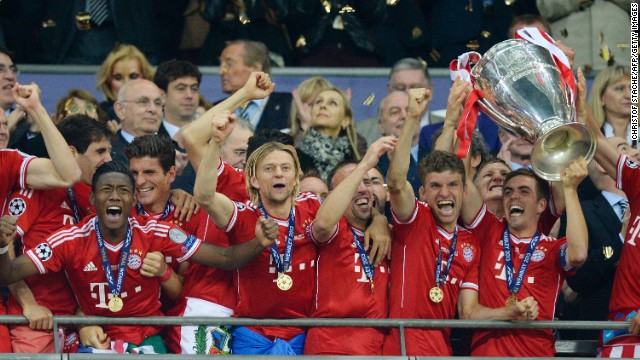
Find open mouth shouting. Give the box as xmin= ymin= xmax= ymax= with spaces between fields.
xmin=354 ymin=195 xmax=370 ymax=211
xmin=437 ymin=200 xmax=455 ymax=215
xmin=106 ymin=206 xmax=123 ymax=222
xmin=508 ymin=205 xmax=524 ymax=217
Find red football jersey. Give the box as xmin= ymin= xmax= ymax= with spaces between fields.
xmin=610 ymin=155 xmax=640 ymax=319
xmin=217 ymin=159 xmax=249 ymax=202
xmin=305 ymin=218 xmax=390 ymax=355
xmin=25 ymin=215 xmax=203 ymax=345
xmin=5 ymin=187 xmax=77 ymax=316
xmin=466 ymin=204 xmax=571 ymax=357
xmin=224 ymin=193 xmax=321 ymax=341
xmin=383 ymin=199 xmax=480 ymax=356
xmin=0 ymin=149 xmax=34 ymax=203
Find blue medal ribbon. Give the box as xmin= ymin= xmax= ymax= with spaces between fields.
xmin=94 ymin=217 xmax=133 ymax=299
xmin=135 ymin=195 xmax=173 ymax=221
xmin=66 ymin=188 xmax=82 ymax=223
xmin=502 ymin=226 xmax=540 ymax=297
xmin=350 ymin=226 xmax=375 ymax=292
xmin=258 ymin=205 xmax=294 ymax=275
xmin=434 ymin=227 xmax=458 ymax=287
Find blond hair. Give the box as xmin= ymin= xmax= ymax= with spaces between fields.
xmin=96 ymin=44 xmax=155 ymax=102
xmin=587 ymin=65 xmax=631 ymax=127
xmin=245 ymin=142 xmax=301 ymax=206
xmin=313 ymin=87 xmax=360 ymax=160
xmin=289 ymin=77 xmax=333 ymax=136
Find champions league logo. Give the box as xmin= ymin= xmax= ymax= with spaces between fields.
xmin=34 ymin=243 xmax=53 ymax=262
xmin=8 ymin=198 xmax=26 ymax=216
xmin=626 ymin=158 xmax=639 ymax=169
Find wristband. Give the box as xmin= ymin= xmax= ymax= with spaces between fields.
xmin=0 ymin=245 xmax=9 ymax=255
xmin=159 ymin=266 xmax=173 ymax=283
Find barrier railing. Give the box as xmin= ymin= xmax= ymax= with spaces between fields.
xmin=0 ymin=315 xmax=628 ymax=357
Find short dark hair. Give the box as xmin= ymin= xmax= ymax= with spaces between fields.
xmin=153 ymin=60 xmax=202 ymax=92
xmin=418 ymin=150 xmax=466 ymax=185
xmin=327 ymin=160 xmax=358 ymax=190
xmin=124 ymin=135 xmax=175 ymax=173
xmin=473 ymin=157 xmax=511 ymax=182
xmin=92 ymin=161 xmax=135 ymax=192
xmin=247 ymin=129 xmax=294 ymax=159
xmin=508 ymin=14 xmax=551 ymax=38
xmin=503 ymin=168 xmax=550 ymax=202
xmin=57 ymin=115 xmax=112 ymax=154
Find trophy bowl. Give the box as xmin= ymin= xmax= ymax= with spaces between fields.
xmin=471 ymin=39 xmax=596 ymax=181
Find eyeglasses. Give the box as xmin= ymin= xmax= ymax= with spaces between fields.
xmin=0 ymin=64 xmax=19 ymax=76
xmin=120 ymin=97 xmax=164 ymax=110
xmin=67 ymin=105 xmax=97 ymax=114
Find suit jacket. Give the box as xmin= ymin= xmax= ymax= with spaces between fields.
xmin=377 ymin=145 xmax=427 ymax=196
xmin=215 ymin=92 xmax=292 ymax=131
xmin=557 ymin=193 xmax=623 ymax=340
xmin=110 ymin=130 xmax=130 ymax=165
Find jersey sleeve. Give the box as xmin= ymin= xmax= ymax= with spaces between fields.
xmin=5 ymin=189 xmax=39 ymax=238
xmin=223 ymin=201 xmax=258 ymax=245
xmin=24 ymin=230 xmax=69 ymax=274
xmin=217 ymin=159 xmax=249 ymax=202
xmin=460 ymin=241 xmax=481 ymax=291
xmin=0 ymin=150 xmax=35 ymax=193
xmin=617 ymin=155 xmax=640 ymax=206
xmin=465 ymin=203 xmax=502 ymax=245
xmin=152 ymin=221 xmax=203 ymax=263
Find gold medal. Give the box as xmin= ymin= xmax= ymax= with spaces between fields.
xmin=429 ymin=286 xmax=444 ymax=303
xmin=505 ymin=295 xmax=518 ymax=307
xmin=108 ymin=296 xmax=123 ymax=312
xmin=276 ymin=273 xmax=293 ymax=291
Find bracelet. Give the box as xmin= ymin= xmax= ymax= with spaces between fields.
xmin=159 ymin=266 xmax=173 ymax=283
xmin=0 ymin=245 xmax=9 ymax=255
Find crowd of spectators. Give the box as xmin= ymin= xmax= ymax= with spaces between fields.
xmin=0 ymin=0 xmax=636 ymax=357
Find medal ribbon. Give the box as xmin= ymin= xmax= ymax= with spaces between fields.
xmin=66 ymin=188 xmax=82 ymax=224
xmin=502 ymin=226 xmax=541 ymax=296
xmin=434 ymin=227 xmax=458 ymax=287
xmin=258 ymin=205 xmax=294 ymax=274
xmin=350 ymin=227 xmax=374 ymax=283
xmin=135 ymin=195 xmax=173 ymax=221
xmin=94 ymin=217 xmax=133 ymax=298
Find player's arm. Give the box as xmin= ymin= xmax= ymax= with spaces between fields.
xmin=562 ymin=158 xmax=589 ymax=268
xmin=312 ymin=136 xmax=397 ymax=243
xmin=140 ymin=252 xmax=184 ymax=301
xmin=363 ymin=207 xmax=392 ymax=266
xmin=388 ymin=88 xmax=431 ymax=221
xmin=183 ymin=72 xmax=274 ymax=172
xmin=190 ymin=216 xmax=278 ymax=270
xmin=7 ymin=243 xmax=53 ymax=331
xmin=577 ymin=68 xmax=619 ymax=179
xmin=170 ymin=189 xmax=199 ymax=222
xmin=0 ymin=216 xmax=39 ymax=286
xmin=14 ymin=84 xmax=81 ymax=189
xmin=433 ymin=78 xmax=471 ymax=152
xmin=193 ymin=114 xmax=236 ymax=228
xmin=458 ymin=289 xmax=538 ymax=321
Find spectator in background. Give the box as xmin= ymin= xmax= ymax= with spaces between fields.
xmin=53 ymin=89 xmax=113 ymax=131
xmin=0 ymin=111 xmax=9 ymax=149
xmin=299 ymin=170 xmax=328 ymax=201
xmin=110 ymin=79 xmax=164 ymax=164
xmin=96 ymin=44 xmax=155 ymax=123
xmin=587 ymin=65 xmax=632 ymax=146
xmin=537 ymin=0 xmax=632 ymax=73
xmin=220 ymin=117 xmax=253 ymax=170
xmin=288 ymin=76 xmax=333 ymax=145
xmin=0 ymin=47 xmax=16 ymax=113
xmin=298 ymin=87 xmax=366 ymax=181
xmin=288 ymin=0 xmax=387 ymax=67
xmin=217 ymin=40 xmax=291 ymax=131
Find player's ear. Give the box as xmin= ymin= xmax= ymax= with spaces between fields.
xmin=89 ymin=192 xmax=95 ymax=206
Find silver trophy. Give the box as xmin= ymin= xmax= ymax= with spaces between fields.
xmin=471 ymin=39 xmax=595 ymax=181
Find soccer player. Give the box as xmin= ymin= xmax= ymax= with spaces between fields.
xmin=383 ymin=88 xmax=536 ymax=356
xmin=194 ymin=114 xmax=320 ymax=355
xmin=124 ymin=135 xmax=235 ymax=354
xmin=304 ymin=136 xmax=396 ymax=355
xmin=4 ymin=116 xmax=112 ymax=353
xmin=0 ymin=161 xmax=278 ymax=354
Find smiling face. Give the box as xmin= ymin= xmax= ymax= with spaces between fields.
xmin=331 ymin=164 xmax=373 ymax=228
xmin=90 ymin=172 xmax=135 ymax=239
xmin=419 ymin=170 xmax=465 ymax=232
xmin=129 ymin=156 xmax=175 ymax=214
xmin=475 ymin=161 xmax=511 ymax=202
xmin=250 ymin=149 xmax=299 ymax=207
xmin=502 ymin=175 xmax=546 ymax=233
xmin=602 ymin=76 xmax=631 ymax=119
xmin=310 ymin=90 xmax=350 ymax=137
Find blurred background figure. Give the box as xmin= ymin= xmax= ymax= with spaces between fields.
xmin=587 ymin=65 xmax=632 ymax=146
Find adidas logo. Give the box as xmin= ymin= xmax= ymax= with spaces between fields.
xmin=61 ymin=201 xmax=71 ymax=210
xmin=83 ymin=262 xmax=98 ymax=272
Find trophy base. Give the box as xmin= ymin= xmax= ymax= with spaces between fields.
xmin=532 ymin=122 xmax=596 ymax=181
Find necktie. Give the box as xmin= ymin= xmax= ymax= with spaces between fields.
xmin=88 ymin=0 xmax=109 ymax=26
xmin=237 ymin=101 xmax=254 ymax=123
xmin=618 ymin=199 xmax=629 ymax=221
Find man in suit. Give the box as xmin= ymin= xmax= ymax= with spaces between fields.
xmin=111 ymin=79 xmax=164 ymax=164
xmin=376 ymin=91 xmax=427 ymax=195
xmin=217 ymin=40 xmax=291 ymax=131
xmin=557 ymin=136 xmax=635 ymax=340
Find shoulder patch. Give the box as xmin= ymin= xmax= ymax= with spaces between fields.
xmin=168 ymin=228 xmax=188 ymax=244
xmin=8 ymin=198 xmax=26 ymax=216
xmin=626 ymin=158 xmax=638 ymax=169
xmin=34 ymin=243 xmax=53 ymax=262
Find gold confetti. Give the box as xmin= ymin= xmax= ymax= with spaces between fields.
xmin=322 ymin=0 xmax=331 ymax=13
xmin=363 ymin=93 xmax=375 ymax=106
xmin=603 ymin=246 xmax=614 ymax=260
xmin=339 ymin=5 xmax=355 ymax=14
xmin=239 ymin=14 xmax=250 ymax=25
xmin=296 ymin=35 xmax=307 ymax=48
xmin=386 ymin=0 xmax=399 ymax=5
